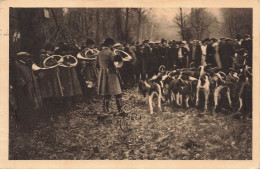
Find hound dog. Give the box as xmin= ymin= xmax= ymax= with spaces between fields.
xmin=138 ymin=76 xmax=163 ymax=114
xmin=195 ymin=65 xmax=212 ymax=110
xmin=176 ymin=75 xmax=194 ymax=108
xmin=210 ymin=71 xmax=232 ymax=112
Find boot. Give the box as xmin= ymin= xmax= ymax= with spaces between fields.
xmin=102 ymin=99 xmax=110 ymax=116
xmin=116 ymin=98 xmax=126 ymax=116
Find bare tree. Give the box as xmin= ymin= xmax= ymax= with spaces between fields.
xmin=174 ymin=8 xmax=188 ymax=40
xmin=189 ymin=8 xmax=216 ymax=40
xmin=221 ymin=8 xmax=252 ymax=38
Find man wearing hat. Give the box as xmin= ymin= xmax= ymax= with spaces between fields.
xmin=77 ymin=38 xmax=98 ymax=103
xmin=159 ymin=38 xmax=170 ymax=69
xmin=96 ymin=38 xmax=128 ymax=115
xmin=176 ymin=41 xmax=189 ymax=68
xmin=190 ymin=40 xmax=202 ymax=68
xmin=13 ymin=52 xmax=44 ymax=130
xmin=142 ymin=40 xmax=152 ymax=79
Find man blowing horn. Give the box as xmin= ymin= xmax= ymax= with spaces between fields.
xmin=96 ymin=38 xmax=131 ymax=116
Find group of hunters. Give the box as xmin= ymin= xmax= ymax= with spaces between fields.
xmin=9 ymin=34 xmax=252 ymax=129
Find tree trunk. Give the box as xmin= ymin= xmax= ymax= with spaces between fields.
xmin=95 ymin=9 xmax=100 ymax=45
xmin=125 ymin=8 xmax=129 ymax=42
xmin=180 ymin=8 xmax=185 ymax=40
xmin=137 ymin=9 xmax=142 ymax=42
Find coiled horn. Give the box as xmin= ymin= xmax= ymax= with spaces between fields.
xmin=84 ymin=49 xmax=99 ymax=59
xmin=60 ymin=55 xmax=78 ymax=67
xmin=43 ymin=55 xmax=63 ymax=68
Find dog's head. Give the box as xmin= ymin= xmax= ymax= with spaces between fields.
xmin=138 ymin=80 xmax=150 ymax=97
xmin=177 ymin=75 xmax=192 ymax=94
xmin=198 ymin=64 xmax=213 ymax=77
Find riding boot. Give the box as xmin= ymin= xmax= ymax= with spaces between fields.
xmin=102 ymin=98 xmax=109 ymax=114
xmin=116 ymin=98 xmax=127 ymax=116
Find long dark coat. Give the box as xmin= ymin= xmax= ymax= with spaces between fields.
xmin=159 ymin=46 xmax=170 ymax=69
xmin=206 ymin=44 xmax=217 ymax=67
xmin=134 ymin=46 xmax=143 ymax=76
xmin=35 ymin=67 xmax=63 ymax=99
xmin=59 ymin=66 xmax=83 ymax=97
xmin=176 ymin=47 xmax=189 ymax=68
xmin=34 ymin=54 xmax=63 ymax=99
xmin=79 ymin=48 xmax=98 ymax=81
xmin=219 ymin=40 xmax=235 ymax=72
xmin=190 ymin=44 xmax=202 ymax=68
xmin=14 ymin=61 xmax=44 ymax=124
xmin=96 ymin=48 xmax=122 ymax=96
xmin=142 ymin=46 xmax=151 ymax=75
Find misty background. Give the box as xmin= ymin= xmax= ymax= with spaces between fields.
xmin=10 ymin=8 xmax=252 ymax=55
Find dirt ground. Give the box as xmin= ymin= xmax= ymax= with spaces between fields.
xmin=9 ymin=87 xmax=252 ymax=160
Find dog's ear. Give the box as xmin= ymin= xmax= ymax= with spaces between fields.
xmin=198 ymin=66 xmax=202 ymax=72
xmin=204 ymin=64 xmax=212 ymax=72
xmin=228 ymin=68 xmax=235 ymax=73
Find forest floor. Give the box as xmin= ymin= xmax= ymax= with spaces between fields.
xmin=9 ymin=87 xmax=252 ymax=160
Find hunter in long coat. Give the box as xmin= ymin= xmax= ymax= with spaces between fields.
xmin=34 ymin=48 xmax=63 ymax=99
xmin=13 ymin=52 xmax=44 ymax=129
xmin=96 ymin=38 xmax=131 ymax=115
xmin=76 ymin=39 xmax=98 ymax=101
xmin=55 ymin=43 xmax=83 ymax=97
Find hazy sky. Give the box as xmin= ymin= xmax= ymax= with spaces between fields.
xmin=149 ymin=8 xmax=222 ymax=40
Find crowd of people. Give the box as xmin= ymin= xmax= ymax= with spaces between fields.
xmin=9 ymin=34 xmax=252 ymax=130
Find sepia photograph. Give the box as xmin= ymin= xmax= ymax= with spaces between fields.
xmin=7 ymin=6 xmax=254 ymax=161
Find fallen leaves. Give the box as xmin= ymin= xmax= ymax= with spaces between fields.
xmin=9 ymin=87 xmax=252 ymax=160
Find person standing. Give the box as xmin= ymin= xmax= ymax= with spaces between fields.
xmin=211 ymin=38 xmax=222 ymax=69
xmin=96 ymin=38 xmax=132 ymax=115
xmin=206 ymin=38 xmax=217 ymax=67
xmin=13 ymin=52 xmax=44 ymax=130
xmin=77 ymin=38 xmax=98 ymax=102
xmin=134 ymin=43 xmax=144 ymax=81
xmin=159 ymin=39 xmax=170 ymax=69
xmin=190 ymin=40 xmax=202 ymax=68
xmin=176 ymin=41 xmax=188 ymax=68
xmin=123 ymin=42 xmax=137 ymax=87
xmin=201 ymin=38 xmax=209 ymax=66
xmin=219 ymin=38 xmax=235 ymax=73
xmin=142 ymin=40 xmax=152 ymax=79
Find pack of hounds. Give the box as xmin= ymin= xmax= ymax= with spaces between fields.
xmin=138 ymin=63 xmax=252 ymax=116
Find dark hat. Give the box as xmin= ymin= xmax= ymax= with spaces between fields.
xmin=211 ymin=38 xmax=217 ymax=42
xmin=236 ymin=34 xmax=241 ymax=40
xmin=161 ymin=38 xmax=167 ymax=44
xmin=86 ymin=38 xmax=95 ymax=46
xmin=219 ymin=37 xmax=226 ymax=41
xmin=104 ymin=38 xmax=115 ymax=46
xmin=143 ymin=40 xmax=149 ymax=44
xmin=203 ymin=38 xmax=210 ymax=43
